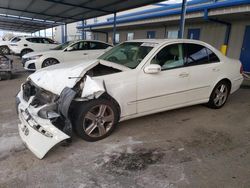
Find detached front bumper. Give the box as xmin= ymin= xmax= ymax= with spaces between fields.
xmin=16 ymin=90 xmax=70 ymax=159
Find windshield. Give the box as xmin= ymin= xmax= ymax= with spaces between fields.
xmin=52 ymin=41 xmax=74 ymax=50
xmin=98 ymin=42 xmax=154 ymax=69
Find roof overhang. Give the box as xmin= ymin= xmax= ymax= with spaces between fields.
xmin=0 ymin=0 xmax=164 ymax=33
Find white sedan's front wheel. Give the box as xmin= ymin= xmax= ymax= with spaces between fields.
xmin=207 ymin=81 xmax=230 ymax=109
xmin=74 ymin=99 xmax=119 ymax=142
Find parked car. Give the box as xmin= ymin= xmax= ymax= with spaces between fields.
xmin=9 ymin=36 xmax=58 ymax=57
xmin=22 ymin=40 xmax=113 ymax=71
xmin=0 ymin=54 xmax=13 ymax=80
xmin=0 ymin=36 xmax=20 ymax=55
xmin=16 ymin=39 xmax=243 ymax=159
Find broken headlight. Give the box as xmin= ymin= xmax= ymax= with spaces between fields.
xmin=38 ymin=104 xmax=60 ymax=119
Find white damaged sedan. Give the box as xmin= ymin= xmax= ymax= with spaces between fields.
xmin=16 ymin=39 xmax=243 ymax=159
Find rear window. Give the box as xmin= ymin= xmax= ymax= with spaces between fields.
xmin=11 ymin=37 xmax=21 ymax=43
xmin=89 ymin=42 xmax=112 ymax=50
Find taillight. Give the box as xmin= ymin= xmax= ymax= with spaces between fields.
xmin=240 ymin=64 xmax=243 ymax=74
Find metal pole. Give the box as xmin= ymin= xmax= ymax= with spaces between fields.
xmin=52 ymin=27 xmax=54 ymax=40
xmin=65 ymin=24 xmax=67 ymax=42
xmin=44 ymin=29 xmax=46 ymax=37
xmin=39 ymin=30 xmax=41 ymax=37
xmin=178 ymin=0 xmax=187 ymax=39
xmin=113 ymin=12 xmax=117 ymax=45
xmin=61 ymin=25 xmax=64 ymax=43
xmin=81 ymin=20 xmax=84 ymax=40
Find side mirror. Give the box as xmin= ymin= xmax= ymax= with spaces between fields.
xmin=144 ymin=64 xmax=161 ymax=74
xmin=66 ymin=46 xmax=74 ymax=51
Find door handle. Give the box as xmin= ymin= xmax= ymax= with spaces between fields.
xmin=179 ymin=72 xmax=189 ymax=78
xmin=212 ymin=68 xmax=220 ymax=72
xmin=83 ymin=53 xmax=88 ymax=55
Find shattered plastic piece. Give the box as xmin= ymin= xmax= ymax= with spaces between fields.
xmin=81 ymin=75 xmax=105 ymax=99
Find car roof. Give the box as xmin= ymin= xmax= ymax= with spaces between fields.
xmin=126 ymin=39 xmax=207 ymax=45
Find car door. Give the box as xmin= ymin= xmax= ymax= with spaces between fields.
xmin=137 ymin=43 xmax=189 ymax=113
xmin=30 ymin=38 xmax=47 ymax=51
xmin=183 ymin=43 xmax=222 ymax=102
xmin=63 ymin=41 xmax=90 ymax=62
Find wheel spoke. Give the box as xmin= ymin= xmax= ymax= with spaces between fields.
xmin=214 ymin=96 xmax=220 ymax=104
xmin=220 ymin=85 xmax=225 ymax=92
xmin=98 ymin=105 xmax=107 ymax=117
xmin=103 ymin=115 xmax=113 ymax=123
xmin=85 ymin=111 xmax=97 ymax=121
xmin=85 ymin=123 xmax=97 ymax=135
xmin=218 ymin=98 xmax=223 ymax=106
xmin=97 ymin=124 xmax=106 ymax=136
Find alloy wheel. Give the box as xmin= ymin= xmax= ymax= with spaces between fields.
xmin=213 ymin=84 xmax=228 ymax=107
xmin=82 ymin=104 xmax=115 ymax=138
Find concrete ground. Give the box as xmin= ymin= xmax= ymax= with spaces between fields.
xmin=0 ymin=56 xmax=250 ymax=188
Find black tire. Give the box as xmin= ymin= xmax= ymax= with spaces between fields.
xmin=21 ymin=49 xmax=33 ymax=57
xmin=42 ymin=58 xmax=59 ymax=68
xmin=0 ymin=46 xmax=10 ymax=55
xmin=207 ymin=80 xmax=230 ymax=109
xmin=74 ymin=99 xmax=119 ymax=142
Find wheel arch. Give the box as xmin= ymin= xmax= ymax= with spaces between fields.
xmin=99 ymin=92 xmax=121 ymax=119
xmin=210 ymin=78 xmax=232 ymax=97
xmin=21 ymin=48 xmax=33 ymax=56
xmin=42 ymin=57 xmax=60 ymax=68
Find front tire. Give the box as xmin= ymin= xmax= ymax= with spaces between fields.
xmin=74 ymin=99 xmax=119 ymax=142
xmin=207 ymin=81 xmax=230 ymax=109
xmin=42 ymin=58 xmax=59 ymax=68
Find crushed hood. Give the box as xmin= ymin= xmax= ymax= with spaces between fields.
xmin=28 ymin=59 xmax=130 ymax=95
xmin=29 ymin=60 xmax=99 ymax=95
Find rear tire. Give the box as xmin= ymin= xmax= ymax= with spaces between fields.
xmin=74 ymin=99 xmax=119 ymax=142
xmin=207 ymin=81 xmax=230 ymax=109
xmin=42 ymin=58 xmax=59 ymax=68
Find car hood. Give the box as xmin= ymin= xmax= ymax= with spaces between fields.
xmin=28 ymin=59 xmax=129 ymax=95
xmin=22 ymin=50 xmax=62 ymax=58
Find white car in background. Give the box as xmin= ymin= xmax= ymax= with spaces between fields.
xmin=22 ymin=40 xmax=113 ymax=71
xmin=9 ymin=36 xmax=58 ymax=57
xmin=16 ymin=39 xmax=243 ymax=159
xmin=0 ymin=36 xmax=20 ymax=54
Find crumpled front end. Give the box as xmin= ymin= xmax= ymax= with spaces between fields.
xmin=16 ymin=81 xmax=74 ymax=159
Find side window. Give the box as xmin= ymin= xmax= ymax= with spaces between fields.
xmin=185 ymin=44 xmax=209 ymax=66
xmin=42 ymin=38 xmax=50 ymax=44
xmin=151 ymin=44 xmax=184 ymax=70
xmin=207 ymin=48 xmax=220 ymax=63
xmin=78 ymin=41 xmax=89 ymax=50
xmin=69 ymin=42 xmax=80 ymax=51
xmin=89 ymin=42 xmax=110 ymax=50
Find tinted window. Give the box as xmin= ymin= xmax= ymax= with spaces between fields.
xmin=11 ymin=37 xmax=21 ymax=43
xmin=89 ymin=42 xmax=111 ymax=50
xmin=207 ymin=48 xmax=220 ymax=63
xmin=69 ymin=41 xmax=88 ymax=51
xmin=42 ymin=38 xmax=55 ymax=44
xmin=185 ymin=44 xmax=209 ymax=66
xmin=151 ymin=44 xmax=184 ymax=70
xmin=26 ymin=38 xmax=43 ymax=43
